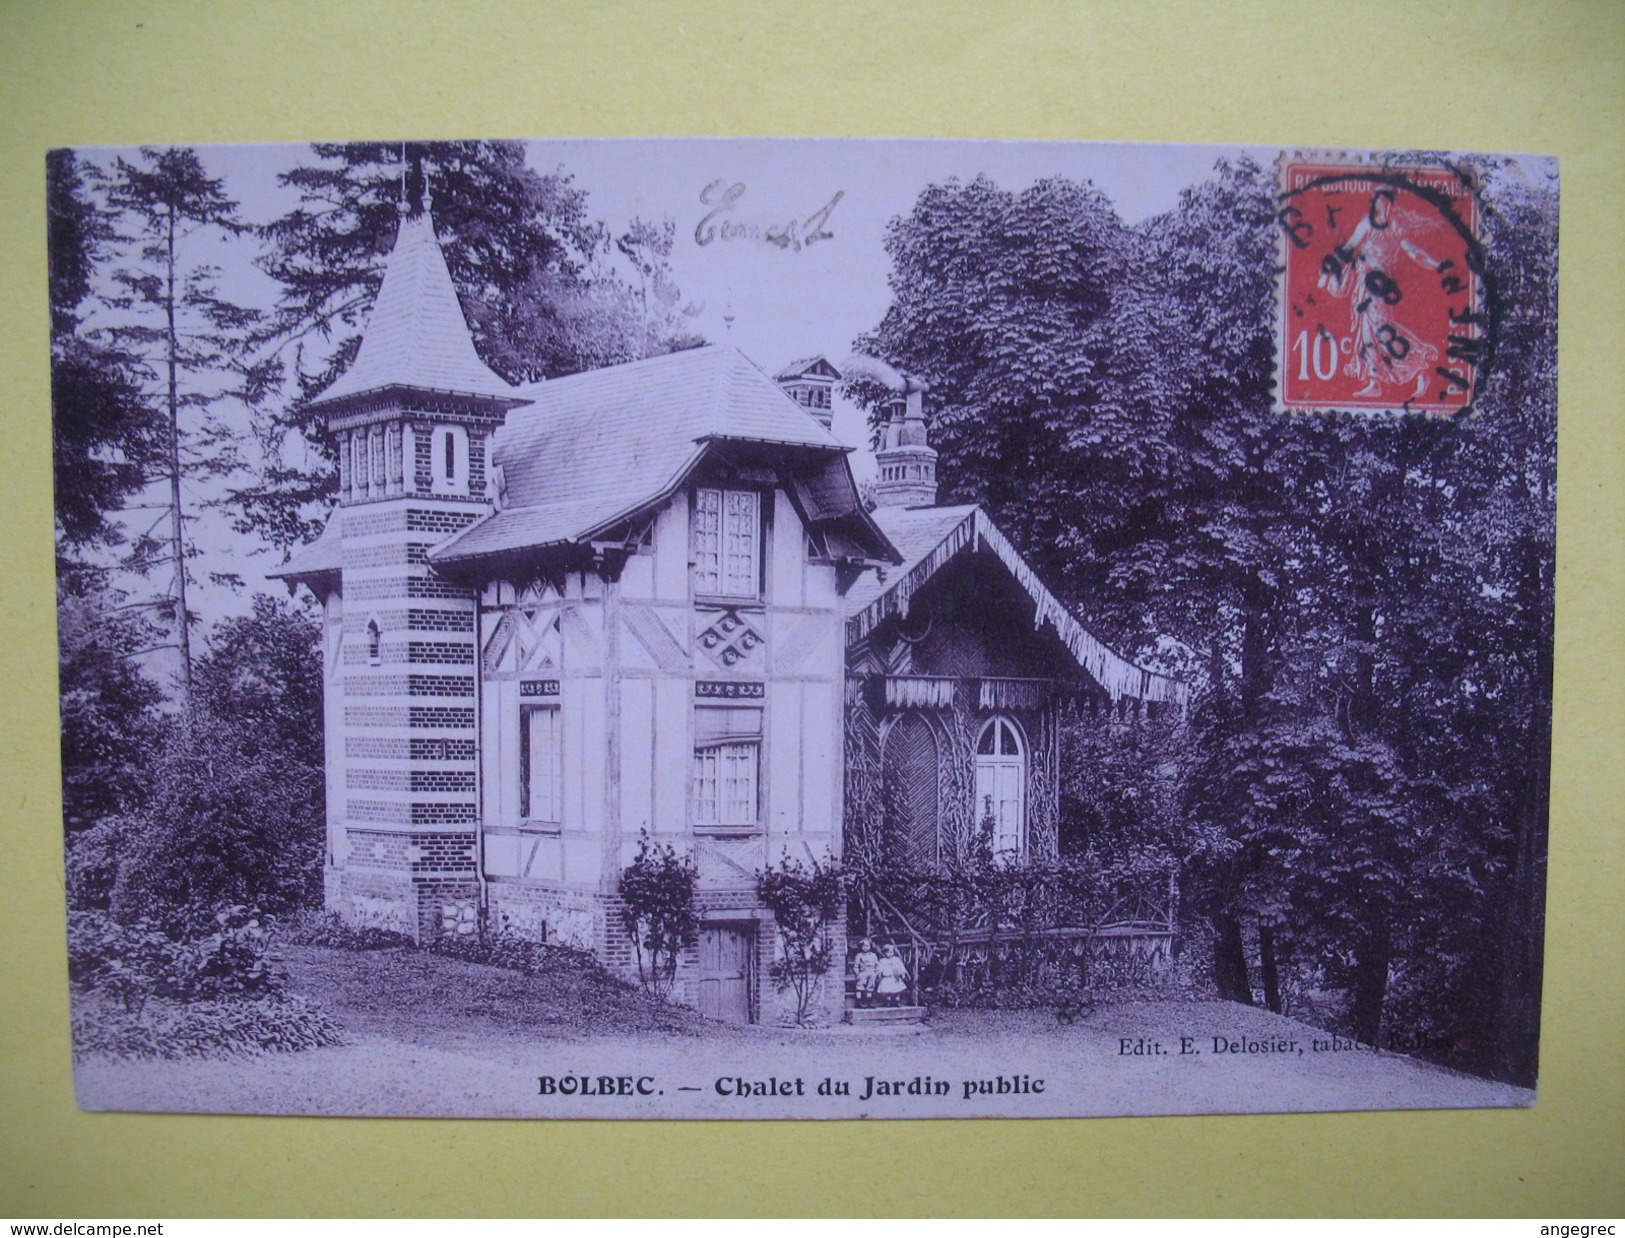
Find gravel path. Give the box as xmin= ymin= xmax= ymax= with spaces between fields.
xmin=74 ymin=947 xmax=1533 ymax=1120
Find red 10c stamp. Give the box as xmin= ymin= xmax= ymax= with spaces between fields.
xmin=1276 ymin=155 xmax=1492 ymax=417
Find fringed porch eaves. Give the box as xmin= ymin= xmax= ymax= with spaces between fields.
xmin=846 ymin=508 xmax=1188 ymax=707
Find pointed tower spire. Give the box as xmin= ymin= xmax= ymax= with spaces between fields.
xmin=310 ymin=206 xmax=516 ymax=409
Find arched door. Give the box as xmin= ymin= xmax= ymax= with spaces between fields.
xmin=883 ymin=713 xmax=940 ymax=870
xmin=976 ymin=717 xmax=1026 ymax=859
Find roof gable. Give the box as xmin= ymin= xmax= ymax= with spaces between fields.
xmin=848 ymin=505 xmax=1186 ymax=705
xmin=311 ymin=209 xmax=518 ymax=408
xmin=774 ymin=355 xmax=841 ymax=381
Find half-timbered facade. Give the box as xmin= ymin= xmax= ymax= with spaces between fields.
xmin=275 ymin=207 xmax=1180 ymax=1024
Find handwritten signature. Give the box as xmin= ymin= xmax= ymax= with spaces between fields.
xmin=695 ymin=180 xmax=844 ymax=252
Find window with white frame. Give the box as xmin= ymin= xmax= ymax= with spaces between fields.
xmin=975 ymin=717 xmax=1026 ymax=858
xmin=520 ymin=704 xmax=562 ymax=824
xmin=692 ymin=487 xmax=761 ymax=598
xmin=692 ymin=706 xmax=762 ymax=827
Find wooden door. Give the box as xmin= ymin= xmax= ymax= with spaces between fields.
xmin=884 ymin=714 xmax=940 ymax=869
xmin=698 ymin=924 xmax=755 ymax=1023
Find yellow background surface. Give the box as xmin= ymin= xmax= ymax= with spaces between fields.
xmin=2 ymin=0 xmax=1620 ymax=1218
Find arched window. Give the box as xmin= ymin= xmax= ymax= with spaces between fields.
xmin=366 ymin=618 xmax=382 ymax=666
xmin=975 ymin=717 xmax=1026 ymax=859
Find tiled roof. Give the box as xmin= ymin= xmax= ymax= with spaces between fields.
xmin=847 ymin=504 xmax=1187 ymax=705
xmin=843 ymin=504 xmax=980 ymax=615
xmin=267 ymin=509 xmax=342 ymax=582
xmin=432 ymin=345 xmax=865 ymax=564
xmin=310 ymin=209 xmax=518 ymax=408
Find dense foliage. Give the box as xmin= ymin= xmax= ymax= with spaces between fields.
xmin=67 ymin=904 xmax=342 ymax=1062
xmin=99 ymin=596 xmax=326 ymax=919
xmin=618 ymin=834 xmax=699 ymax=1000
xmin=854 ymin=158 xmax=1556 ymax=1084
xmin=757 ymin=854 xmax=844 ymax=1026
xmin=48 ymin=149 xmax=159 ymax=567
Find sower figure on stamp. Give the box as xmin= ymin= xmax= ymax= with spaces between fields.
xmin=1318 ymin=189 xmax=1441 ymax=399
xmin=852 ymin=939 xmax=880 ymax=1008
xmin=876 ymin=943 xmax=909 ymax=1008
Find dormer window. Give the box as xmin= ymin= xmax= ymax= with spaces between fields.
xmin=692 ymin=487 xmax=762 ymax=599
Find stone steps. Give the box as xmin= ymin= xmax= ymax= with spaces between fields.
xmin=844 ymin=1005 xmax=928 ymax=1026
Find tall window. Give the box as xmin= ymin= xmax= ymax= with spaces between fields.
xmin=976 ymin=717 xmax=1026 ymax=859
xmin=521 ymin=705 xmax=562 ymax=824
xmin=431 ymin=424 xmax=469 ymax=496
xmin=692 ymin=488 xmax=761 ymax=598
xmin=693 ymin=706 xmax=762 ymax=826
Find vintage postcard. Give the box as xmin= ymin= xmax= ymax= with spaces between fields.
xmin=50 ymin=137 xmax=1556 ymax=1119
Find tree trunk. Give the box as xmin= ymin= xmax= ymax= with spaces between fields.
xmin=1213 ymin=914 xmax=1252 ymax=1005
xmin=1238 ymin=577 xmax=1270 ymax=725
xmin=164 ymin=205 xmax=192 ymax=692
xmin=1259 ymin=924 xmax=1283 ymax=1014
xmin=1350 ymin=922 xmax=1391 ymax=1046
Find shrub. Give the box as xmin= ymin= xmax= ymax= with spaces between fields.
xmin=433 ymin=927 xmax=604 ymax=982
xmin=67 ymin=904 xmax=286 ymax=1013
xmin=64 ymin=815 xmax=128 ymax=911
xmin=108 ymin=709 xmax=323 ymax=921
xmin=758 ymin=854 xmax=844 ymax=1027
xmin=280 ymin=908 xmax=414 ymax=952
xmin=930 ymin=976 xmax=1097 ymax=1014
xmin=72 ymin=994 xmax=344 ymax=1061
xmin=618 ymin=834 xmax=698 ymax=1000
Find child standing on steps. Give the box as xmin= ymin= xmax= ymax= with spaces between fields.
xmin=876 ymin=943 xmax=909 ymax=1008
xmin=852 ymin=939 xmax=880 ymax=1008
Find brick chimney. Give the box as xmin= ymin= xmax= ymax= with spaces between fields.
xmin=873 ymin=377 xmax=937 ymax=508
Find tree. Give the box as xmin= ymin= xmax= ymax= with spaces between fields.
xmin=47 ymin=148 xmax=158 ymax=573
xmin=101 ymin=146 xmax=266 ymax=690
xmin=109 ymin=708 xmax=324 ymax=920
xmin=854 ymin=156 xmax=1557 ymax=1082
xmin=240 ymin=142 xmax=702 ymax=550
xmin=193 ymin=592 xmax=325 ymax=771
xmin=56 ymin=588 xmax=164 ymax=833
xmin=50 ymin=149 xmax=167 ymax=835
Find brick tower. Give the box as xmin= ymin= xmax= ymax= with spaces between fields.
xmin=299 ymin=202 xmax=530 ymax=941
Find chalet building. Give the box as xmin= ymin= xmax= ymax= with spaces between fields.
xmin=274 ymin=206 xmax=1182 ymax=1025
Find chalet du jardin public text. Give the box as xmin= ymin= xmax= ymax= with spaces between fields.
xmin=536 ymin=1073 xmax=1047 ymax=1102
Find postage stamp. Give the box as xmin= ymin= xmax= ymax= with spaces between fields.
xmin=1276 ymin=153 xmax=1490 ymax=416
xmin=49 ymin=138 xmax=1555 ymax=1120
